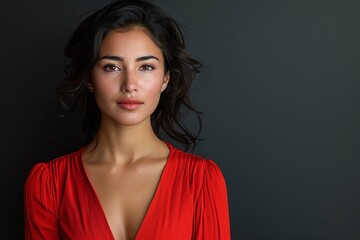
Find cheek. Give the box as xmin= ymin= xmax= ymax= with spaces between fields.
xmin=99 ymin=82 xmax=118 ymax=94
xmin=145 ymin=81 xmax=163 ymax=97
xmin=92 ymin=74 xmax=119 ymax=95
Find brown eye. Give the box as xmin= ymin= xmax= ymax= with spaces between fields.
xmin=140 ymin=64 xmax=154 ymax=71
xmin=104 ymin=64 xmax=121 ymax=72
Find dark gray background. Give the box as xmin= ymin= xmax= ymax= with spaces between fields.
xmin=1 ymin=0 xmax=359 ymax=239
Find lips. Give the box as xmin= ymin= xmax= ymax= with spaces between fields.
xmin=117 ymin=99 xmax=144 ymax=110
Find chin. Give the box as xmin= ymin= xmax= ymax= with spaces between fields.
xmin=113 ymin=116 xmax=151 ymax=127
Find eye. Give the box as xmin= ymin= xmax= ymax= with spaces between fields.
xmin=104 ymin=64 xmax=121 ymax=72
xmin=140 ymin=64 xmax=154 ymax=71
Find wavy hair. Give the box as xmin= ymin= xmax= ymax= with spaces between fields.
xmin=57 ymin=0 xmax=202 ymax=150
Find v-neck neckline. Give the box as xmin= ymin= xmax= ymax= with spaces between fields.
xmin=78 ymin=142 xmax=173 ymax=240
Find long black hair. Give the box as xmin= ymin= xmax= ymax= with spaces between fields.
xmin=57 ymin=0 xmax=202 ymax=150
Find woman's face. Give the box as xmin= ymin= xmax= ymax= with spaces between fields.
xmin=90 ymin=27 xmax=169 ymax=127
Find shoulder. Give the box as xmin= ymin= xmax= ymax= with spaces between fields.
xmin=167 ymin=143 xmax=226 ymax=193
xmin=168 ymin=143 xmax=223 ymax=174
xmin=167 ymin=143 xmax=208 ymax=172
xmin=46 ymin=149 xmax=83 ymax=170
xmin=42 ymin=149 xmax=82 ymax=174
xmin=25 ymin=149 xmax=83 ymax=193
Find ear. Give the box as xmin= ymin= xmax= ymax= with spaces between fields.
xmin=161 ymin=71 xmax=170 ymax=93
xmin=86 ymin=82 xmax=94 ymax=92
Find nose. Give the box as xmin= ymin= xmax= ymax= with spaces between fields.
xmin=121 ymin=68 xmax=138 ymax=93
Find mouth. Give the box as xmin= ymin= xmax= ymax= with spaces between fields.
xmin=117 ymin=99 xmax=144 ymax=110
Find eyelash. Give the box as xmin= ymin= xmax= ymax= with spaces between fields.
xmin=103 ymin=64 xmax=120 ymax=72
xmin=140 ymin=64 xmax=155 ymax=71
xmin=102 ymin=64 xmax=155 ymax=72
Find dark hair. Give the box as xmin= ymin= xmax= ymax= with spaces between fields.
xmin=57 ymin=0 xmax=202 ymax=150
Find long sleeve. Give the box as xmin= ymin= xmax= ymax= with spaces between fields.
xmin=193 ymin=160 xmax=231 ymax=239
xmin=24 ymin=163 xmax=60 ymax=240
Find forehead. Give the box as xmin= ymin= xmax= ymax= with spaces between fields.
xmin=99 ymin=27 xmax=163 ymax=59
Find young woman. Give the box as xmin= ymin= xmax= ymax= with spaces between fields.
xmin=24 ymin=0 xmax=230 ymax=239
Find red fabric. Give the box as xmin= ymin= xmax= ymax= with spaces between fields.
xmin=25 ymin=143 xmax=231 ymax=239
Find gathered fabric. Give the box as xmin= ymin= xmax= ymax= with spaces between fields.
xmin=25 ymin=143 xmax=231 ymax=240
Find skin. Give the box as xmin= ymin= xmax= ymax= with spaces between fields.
xmin=82 ymin=26 xmax=170 ymax=240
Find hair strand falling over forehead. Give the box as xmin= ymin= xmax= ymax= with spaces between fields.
xmin=57 ymin=0 xmax=203 ymax=151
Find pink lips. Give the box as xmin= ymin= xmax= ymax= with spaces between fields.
xmin=118 ymin=99 xmax=143 ymax=110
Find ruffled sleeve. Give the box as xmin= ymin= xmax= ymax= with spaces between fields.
xmin=24 ymin=163 xmax=60 ymax=240
xmin=193 ymin=160 xmax=231 ymax=239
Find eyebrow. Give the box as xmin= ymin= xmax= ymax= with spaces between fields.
xmin=97 ymin=55 xmax=159 ymax=62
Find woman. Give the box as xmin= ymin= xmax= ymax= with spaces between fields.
xmin=24 ymin=0 xmax=230 ymax=239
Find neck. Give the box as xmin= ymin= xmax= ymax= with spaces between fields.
xmin=84 ymin=117 xmax=166 ymax=165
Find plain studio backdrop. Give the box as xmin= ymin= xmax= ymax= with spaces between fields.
xmin=1 ymin=0 xmax=359 ymax=239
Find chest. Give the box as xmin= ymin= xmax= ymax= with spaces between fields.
xmin=86 ymin=162 xmax=165 ymax=240
xmin=56 ymin=157 xmax=198 ymax=240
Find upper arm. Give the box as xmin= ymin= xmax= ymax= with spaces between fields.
xmin=193 ymin=160 xmax=231 ymax=239
xmin=24 ymin=163 xmax=60 ymax=240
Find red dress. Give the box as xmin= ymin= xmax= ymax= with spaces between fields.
xmin=24 ymin=143 xmax=231 ymax=239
